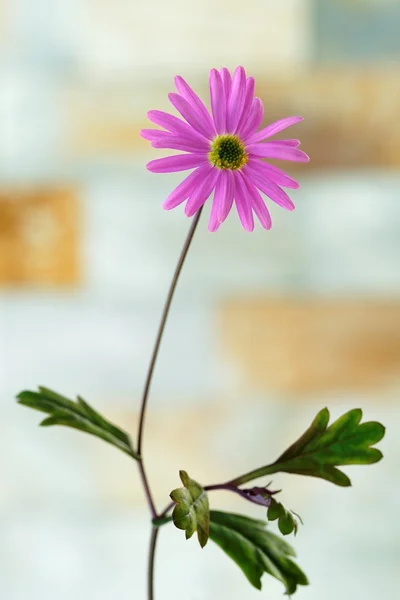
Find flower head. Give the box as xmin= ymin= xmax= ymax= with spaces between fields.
xmin=141 ymin=66 xmax=309 ymax=232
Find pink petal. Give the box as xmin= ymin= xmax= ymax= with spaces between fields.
xmin=141 ymin=129 xmax=169 ymax=142
xmin=151 ymin=133 xmax=210 ymax=153
xmin=208 ymin=188 xmax=223 ymax=232
xmin=174 ymin=76 xmax=216 ymax=137
xmin=235 ymin=77 xmax=255 ymax=135
xmin=265 ymin=139 xmax=301 ymax=148
xmin=247 ymin=143 xmax=309 ymax=162
xmin=245 ymin=116 xmax=304 ymax=144
xmin=241 ymin=174 xmax=272 ymax=229
xmin=147 ymin=110 xmax=208 ymax=143
xmin=227 ymin=66 xmax=247 ymax=133
xmin=163 ymin=164 xmax=213 ymax=210
xmin=208 ymin=199 xmax=221 ymax=232
xmin=245 ymin=165 xmax=295 ymax=210
xmin=146 ymin=153 xmax=207 ymax=174
xmin=208 ymin=169 xmax=234 ymax=225
xmin=247 ymin=160 xmax=300 ymax=189
xmin=185 ymin=167 xmax=220 ymax=217
xmin=142 ymin=128 xmax=209 ymax=152
xmin=239 ymin=97 xmax=264 ymax=140
xmin=208 ymin=185 xmax=223 ymax=230
xmin=220 ymin=67 xmax=232 ymax=105
xmin=209 ymin=69 xmax=226 ymax=134
xmin=234 ymin=171 xmax=254 ymax=232
xmin=169 ymin=93 xmax=215 ymax=140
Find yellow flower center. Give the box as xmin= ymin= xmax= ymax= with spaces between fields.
xmin=209 ymin=135 xmax=248 ymax=170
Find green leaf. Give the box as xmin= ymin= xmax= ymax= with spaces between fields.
xmin=170 ymin=470 xmax=210 ymax=548
xmin=209 ymin=510 xmax=308 ymax=595
xmin=17 ymin=387 xmax=138 ymax=459
xmin=267 ymin=498 xmax=301 ymax=536
xmin=231 ymin=408 xmax=385 ymax=487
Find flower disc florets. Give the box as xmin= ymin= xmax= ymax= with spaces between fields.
xmin=209 ymin=135 xmax=248 ymax=170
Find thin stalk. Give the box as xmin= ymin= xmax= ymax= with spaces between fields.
xmin=227 ymin=464 xmax=277 ymax=487
xmin=147 ymin=527 xmax=159 ymax=600
xmin=138 ymin=460 xmax=157 ymax=519
xmin=136 ymin=208 xmax=203 ymax=598
xmin=137 ymin=207 xmax=204 ymax=456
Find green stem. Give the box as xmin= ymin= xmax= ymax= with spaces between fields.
xmin=136 ymin=207 xmax=204 ymax=456
xmin=148 ymin=527 xmax=159 ymax=600
xmin=136 ymin=208 xmax=204 ymax=598
xmin=227 ymin=464 xmax=278 ymax=487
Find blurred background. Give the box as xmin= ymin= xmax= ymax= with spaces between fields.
xmin=1 ymin=0 xmax=399 ymax=598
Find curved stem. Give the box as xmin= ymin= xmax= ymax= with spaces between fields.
xmin=138 ymin=460 xmax=157 ymax=519
xmin=227 ymin=465 xmax=277 ymax=487
xmin=204 ymin=482 xmax=238 ymax=492
xmin=137 ymin=207 xmax=203 ymax=457
xmin=147 ymin=526 xmax=159 ymax=600
xmin=136 ymin=209 xmax=204 ymax=597
xmin=158 ymin=500 xmax=175 ymax=520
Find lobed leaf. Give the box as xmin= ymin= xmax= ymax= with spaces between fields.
xmin=209 ymin=510 xmax=308 ymax=594
xmin=231 ymin=408 xmax=385 ymax=487
xmin=17 ymin=387 xmax=138 ymax=459
xmin=170 ymin=470 xmax=210 ymax=548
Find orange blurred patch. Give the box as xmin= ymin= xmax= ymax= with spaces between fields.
xmin=220 ymin=298 xmax=400 ymax=395
xmin=0 ymin=187 xmax=79 ymax=286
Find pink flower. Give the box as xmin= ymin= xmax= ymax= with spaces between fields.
xmin=141 ymin=66 xmax=309 ymax=232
